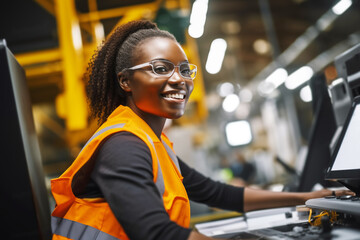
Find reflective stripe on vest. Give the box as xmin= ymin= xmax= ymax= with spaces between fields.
xmin=52 ymin=216 xmax=121 ymax=240
xmin=79 ymin=123 xmax=126 ymax=155
xmin=162 ymin=140 xmax=181 ymax=174
xmin=145 ymin=134 xmax=165 ymax=197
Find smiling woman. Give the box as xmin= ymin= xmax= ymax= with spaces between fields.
xmin=49 ymin=20 xmax=349 ymax=240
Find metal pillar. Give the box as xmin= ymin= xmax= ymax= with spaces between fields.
xmin=54 ymin=0 xmax=88 ymax=131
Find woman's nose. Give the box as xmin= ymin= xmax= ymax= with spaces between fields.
xmin=168 ymin=69 xmax=185 ymax=84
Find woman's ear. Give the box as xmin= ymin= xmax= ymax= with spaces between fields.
xmin=117 ymin=72 xmax=131 ymax=92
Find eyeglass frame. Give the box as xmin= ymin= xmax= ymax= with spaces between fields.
xmin=122 ymin=59 xmax=197 ymax=80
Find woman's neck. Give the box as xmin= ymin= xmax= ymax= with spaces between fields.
xmin=143 ymin=115 xmax=165 ymax=139
xmin=128 ymin=108 xmax=165 ymax=139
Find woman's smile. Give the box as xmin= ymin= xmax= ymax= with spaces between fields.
xmin=162 ymin=93 xmax=185 ymax=100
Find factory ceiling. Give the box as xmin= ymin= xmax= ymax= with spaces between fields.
xmin=1 ymin=0 xmax=360 ymax=100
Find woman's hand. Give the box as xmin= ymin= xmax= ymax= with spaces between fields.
xmin=301 ymin=188 xmax=355 ymax=202
xmin=243 ymin=187 xmax=355 ymax=212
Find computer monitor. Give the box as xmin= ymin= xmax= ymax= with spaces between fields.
xmin=331 ymin=43 xmax=360 ymax=127
xmin=0 ymin=39 xmax=52 ymax=239
xmin=326 ymin=96 xmax=360 ymax=196
xmin=297 ymin=73 xmax=339 ymax=192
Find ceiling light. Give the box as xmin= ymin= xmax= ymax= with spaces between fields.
xmin=258 ymin=81 xmax=276 ymax=96
xmin=222 ymin=94 xmax=239 ymax=112
xmin=332 ymin=0 xmax=352 ymax=15
xmin=188 ymin=0 xmax=209 ymax=38
xmin=253 ymin=39 xmax=271 ymax=55
xmin=285 ymin=66 xmax=314 ymax=90
xmin=300 ymin=85 xmax=312 ymax=102
xmin=239 ymin=88 xmax=253 ymax=103
xmin=221 ymin=21 xmax=241 ymax=35
xmin=94 ymin=22 xmax=105 ymax=44
xmin=265 ymin=68 xmax=288 ymax=88
xmin=217 ymin=82 xmax=234 ymax=97
xmin=71 ymin=25 xmax=83 ymax=50
xmin=188 ymin=24 xmax=204 ymax=39
xmin=206 ymin=38 xmax=227 ymax=74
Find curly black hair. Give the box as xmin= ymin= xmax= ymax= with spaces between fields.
xmin=85 ymin=20 xmax=176 ymax=124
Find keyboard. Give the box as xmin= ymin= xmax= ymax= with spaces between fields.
xmin=306 ymin=195 xmax=360 ymax=215
xmin=214 ymin=222 xmax=323 ymax=239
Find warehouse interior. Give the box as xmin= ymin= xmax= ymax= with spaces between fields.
xmin=1 ymin=0 xmax=360 ymax=239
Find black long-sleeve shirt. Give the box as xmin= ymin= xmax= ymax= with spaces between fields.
xmin=80 ymin=132 xmax=244 ymax=240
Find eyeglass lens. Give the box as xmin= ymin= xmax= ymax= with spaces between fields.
xmin=151 ymin=60 xmax=196 ymax=79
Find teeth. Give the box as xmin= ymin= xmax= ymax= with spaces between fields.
xmin=165 ymin=93 xmax=184 ymax=99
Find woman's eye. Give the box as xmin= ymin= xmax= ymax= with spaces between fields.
xmin=181 ymin=69 xmax=191 ymax=76
xmin=154 ymin=66 xmax=169 ymax=74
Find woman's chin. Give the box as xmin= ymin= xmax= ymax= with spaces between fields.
xmin=165 ymin=111 xmax=185 ymax=120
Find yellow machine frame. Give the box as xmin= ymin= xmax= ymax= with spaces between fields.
xmin=15 ymin=0 xmax=207 ymax=140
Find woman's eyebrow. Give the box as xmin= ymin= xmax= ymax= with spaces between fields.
xmin=151 ymin=58 xmax=168 ymax=61
xmin=150 ymin=58 xmax=190 ymax=64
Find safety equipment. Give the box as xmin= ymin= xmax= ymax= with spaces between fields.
xmin=51 ymin=105 xmax=190 ymax=240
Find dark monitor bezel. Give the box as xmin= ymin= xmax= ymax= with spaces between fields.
xmin=326 ymin=96 xmax=360 ymax=181
xmin=0 ymin=39 xmax=52 ymax=239
xmin=296 ymin=72 xmax=338 ymax=192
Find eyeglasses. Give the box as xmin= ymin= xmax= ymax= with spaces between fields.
xmin=124 ymin=59 xmax=197 ymax=80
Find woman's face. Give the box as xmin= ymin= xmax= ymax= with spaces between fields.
xmin=122 ymin=37 xmax=194 ymax=120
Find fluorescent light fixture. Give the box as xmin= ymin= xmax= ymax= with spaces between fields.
xmin=253 ymin=39 xmax=271 ymax=55
xmin=257 ymin=81 xmax=275 ymax=96
xmin=257 ymin=68 xmax=287 ymax=96
xmin=265 ymin=68 xmax=288 ymax=88
xmin=332 ymin=0 xmax=352 ymax=15
xmin=190 ymin=0 xmax=208 ymax=26
xmin=188 ymin=0 xmax=208 ymax=38
xmin=300 ymin=85 xmax=312 ymax=102
xmin=285 ymin=66 xmax=314 ymax=90
xmin=188 ymin=24 xmax=204 ymax=39
xmin=222 ymin=94 xmax=240 ymax=112
xmin=217 ymin=82 xmax=234 ymax=97
xmin=239 ymin=88 xmax=253 ymax=103
xmin=225 ymin=120 xmax=252 ymax=147
xmin=71 ymin=24 xmax=83 ymax=50
xmin=206 ymin=38 xmax=227 ymax=74
xmin=94 ymin=22 xmax=105 ymax=43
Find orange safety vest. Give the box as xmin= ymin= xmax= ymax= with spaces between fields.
xmin=51 ymin=105 xmax=191 ymax=240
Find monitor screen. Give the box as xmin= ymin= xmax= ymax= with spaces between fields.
xmin=331 ymin=103 xmax=360 ymax=171
xmin=0 ymin=39 xmax=52 ymax=239
xmin=326 ymin=96 xmax=360 ymax=184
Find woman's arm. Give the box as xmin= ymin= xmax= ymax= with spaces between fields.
xmin=179 ymin=158 xmax=244 ymax=212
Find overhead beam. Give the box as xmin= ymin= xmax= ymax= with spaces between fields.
xmin=78 ymin=1 xmax=163 ymax=23
xmin=15 ymin=48 xmax=61 ymax=66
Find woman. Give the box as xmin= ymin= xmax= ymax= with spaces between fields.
xmin=51 ymin=20 xmax=349 ymax=240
